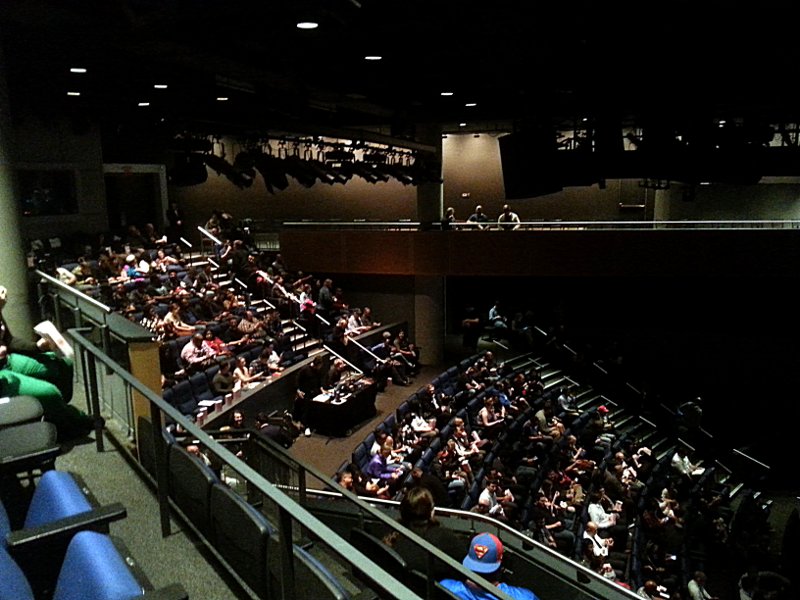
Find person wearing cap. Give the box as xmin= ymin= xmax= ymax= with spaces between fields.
xmin=439 ymin=532 xmax=540 ymax=600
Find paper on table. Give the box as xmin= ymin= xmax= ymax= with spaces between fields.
xmin=33 ymin=320 xmax=74 ymax=359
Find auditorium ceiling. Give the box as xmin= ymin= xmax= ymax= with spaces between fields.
xmin=1 ymin=0 xmax=798 ymax=145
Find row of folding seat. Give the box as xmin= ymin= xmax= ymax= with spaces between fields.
xmin=137 ymin=417 xmax=355 ymax=599
xmin=1 ymin=397 xmax=187 ymax=599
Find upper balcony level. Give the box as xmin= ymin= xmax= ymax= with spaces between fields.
xmin=278 ymin=219 xmax=800 ymax=278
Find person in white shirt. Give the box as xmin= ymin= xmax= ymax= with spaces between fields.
xmin=179 ymin=332 xmax=216 ymax=372
xmin=497 ymin=203 xmax=521 ymax=230
xmin=687 ymin=571 xmax=716 ymax=600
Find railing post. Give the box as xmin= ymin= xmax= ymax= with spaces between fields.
xmin=297 ymin=465 xmax=307 ymax=507
xmin=99 ymin=322 xmax=113 ymax=376
xmin=85 ymin=353 xmax=105 ymax=452
xmin=149 ymin=402 xmax=172 ymax=538
xmin=277 ymin=506 xmax=296 ymax=600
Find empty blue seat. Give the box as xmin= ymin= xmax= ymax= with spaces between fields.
xmin=188 ymin=372 xmax=216 ymax=402
xmin=209 ymin=482 xmax=274 ymax=598
xmin=168 ymin=444 xmax=219 ymax=537
xmin=0 ymin=530 xmax=187 ymax=600
xmin=168 ymin=380 xmax=197 ymax=415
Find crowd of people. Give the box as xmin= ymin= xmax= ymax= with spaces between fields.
xmin=336 ymin=344 xmax=763 ymax=599
xmin=45 ymin=209 xmax=408 ymax=418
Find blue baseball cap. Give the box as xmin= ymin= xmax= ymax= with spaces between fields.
xmin=462 ymin=533 xmax=504 ymax=573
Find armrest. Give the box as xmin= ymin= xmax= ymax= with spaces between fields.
xmin=0 ymin=446 xmax=60 ymax=474
xmin=7 ymin=504 xmax=127 ymax=598
xmin=6 ymin=503 xmax=128 ymax=551
xmin=139 ymin=583 xmax=189 ymax=600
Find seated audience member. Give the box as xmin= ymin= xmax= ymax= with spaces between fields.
xmin=180 ymin=332 xmax=217 ymax=373
xmin=219 ymin=316 xmax=252 ymax=351
xmin=477 ymin=478 xmax=517 ymax=525
xmin=582 ymin=521 xmax=627 ymax=578
xmin=249 ymin=343 xmax=284 ymax=378
xmin=360 ymin=306 xmax=380 ymax=329
xmin=203 ymin=328 xmax=233 ymax=357
xmin=370 ymin=331 xmax=410 ymax=386
xmin=211 ymin=360 xmax=235 ymax=396
xmin=557 ymin=384 xmax=581 ymax=422
xmin=476 ymin=395 xmax=505 ymax=440
xmin=439 ymin=532 xmax=540 ymax=600
xmin=383 ymin=486 xmax=463 ymax=577
xmin=233 ymin=355 xmax=266 ymax=390
xmin=163 ymin=301 xmax=196 ymax=337
xmin=392 ymin=329 xmax=420 ymax=373
xmin=687 ymin=571 xmax=718 ymax=600
xmin=363 ymin=444 xmax=405 ymax=495
xmin=237 ymin=309 xmax=268 ymax=339
xmin=406 ymin=466 xmax=451 ymax=508
xmin=346 ymin=307 xmax=371 ymax=336
xmin=0 ymin=284 xmax=95 ymax=441
xmin=529 ymin=493 xmax=576 ymax=555
xmin=533 ymin=399 xmax=565 ymax=441
xmin=587 ymin=490 xmax=628 ymax=547
xmin=671 ymin=446 xmax=703 ymax=480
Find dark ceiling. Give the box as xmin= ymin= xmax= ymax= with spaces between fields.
xmin=2 ymin=0 xmax=799 ymax=149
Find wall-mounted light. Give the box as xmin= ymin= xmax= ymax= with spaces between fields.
xmin=296 ymin=21 xmax=318 ymax=29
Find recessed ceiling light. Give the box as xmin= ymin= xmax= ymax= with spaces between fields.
xmin=67 ymin=91 xmax=80 ymax=96
xmin=138 ymin=102 xmax=150 ymax=107
xmin=216 ymin=97 xmax=229 ymax=101
xmin=296 ymin=21 xmax=318 ymax=30
xmin=441 ymin=92 xmax=454 ymax=96
xmin=364 ymin=55 xmax=382 ymax=61
xmin=154 ymin=84 xmax=168 ymax=89
xmin=465 ymin=102 xmax=477 ymax=107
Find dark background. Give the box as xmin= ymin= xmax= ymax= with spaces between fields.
xmin=447 ymin=274 xmax=800 ymax=479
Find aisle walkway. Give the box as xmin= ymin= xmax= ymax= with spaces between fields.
xmin=57 ymin=386 xmax=250 ymax=600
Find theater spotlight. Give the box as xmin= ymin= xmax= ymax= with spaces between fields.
xmin=201 ymin=153 xmax=254 ymax=189
xmin=251 ymin=151 xmax=289 ymax=193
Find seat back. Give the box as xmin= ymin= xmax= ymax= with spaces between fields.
xmin=0 ymin=546 xmax=34 ymax=600
xmin=349 ymin=527 xmax=408 ymax=585
xmin=168 ymin=444 xmax=218 ymax=537
xmin=293 ymin=545 xmax=352 ymax=600
xmin=136 ymin=416 xmax=175 ymax=479
xmin=53 ymin=531 xmax=143 ymax=600
xmin=24 ymin=470 xmax=93 ymax=529
xmin=189 ymin=372 xmax=215 ymax=401
xmin=0 ymin=395 xmax=43 ymax=429
xmin=209 ymin=483 xmax=273 ymax=598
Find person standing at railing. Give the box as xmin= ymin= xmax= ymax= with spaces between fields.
xmin=467 ymin=204 xmax=490 ymax=230
xmin=0 ymin=284 xmax=96 ymax=441
xmin=497 ymin=204 xmax=521 ymax=231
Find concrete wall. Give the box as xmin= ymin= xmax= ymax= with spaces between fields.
xmin=14 ymin=116 xmax=108 ymax=242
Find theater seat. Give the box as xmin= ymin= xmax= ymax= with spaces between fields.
xmin=0 ymin=530 xmax=188 ymax=600
xmin=0 ymin=396 xmax=43 ymax=430
xmin=167 ymin=444 xmax=219 ymax=537
xmin=1 ymin=470 xmax=127 ymax=597
xmin=208 ymin=482 xmax=273 ymax=598
xmin=0 ymin=421 xmax=60 ymax=477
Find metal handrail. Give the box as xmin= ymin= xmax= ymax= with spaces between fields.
xmin=36 ymin=269 xmax=112 ymax=313
xmin=67 ymin=326 xmax=520 ymax=600
xmin=282 ymin=219 xmax=800 ymax=231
